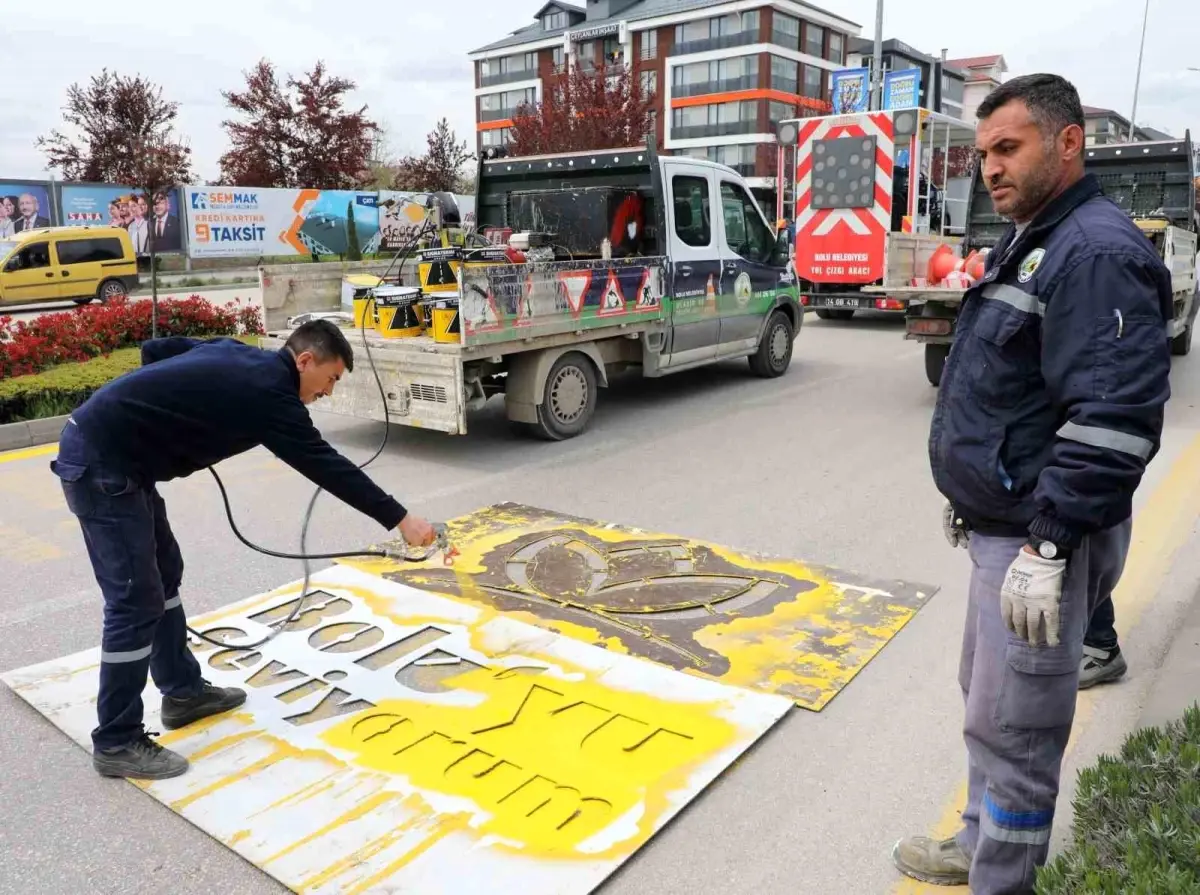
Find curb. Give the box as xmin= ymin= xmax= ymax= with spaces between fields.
xmin=1138 ymin=586 xmax=1200 ymax=730
xmin=0 ymin=414 xmax=67 ymax=452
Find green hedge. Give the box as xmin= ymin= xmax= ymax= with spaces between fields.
xmin=1037 ymin=703 xmax=1200 ymax=894
xmin=0 ymin=336 xmax=262 ymax=425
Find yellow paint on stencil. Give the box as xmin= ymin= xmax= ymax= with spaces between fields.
xmin=321 ymin=662 xmax=739 ymax=860
xmin=0 ymin=443 xmax=56 ymax=464
xmin=264 ymin=790 xmax=402 ymax=868
xmin=340 ymin=816 xmax=469 ymax=895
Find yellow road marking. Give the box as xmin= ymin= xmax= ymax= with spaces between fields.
xmin=892 ymin=431 xmax=1200 ymax=893
xmin=0 ymin=443 xmax=57 ymax=464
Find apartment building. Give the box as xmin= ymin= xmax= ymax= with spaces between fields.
xmin=845 ymin=38 xmax=966 ymax=118
xmin=469 ymin=0 xmax=861 ymax=193
xmin=1083 ymin=106 xmax=1163 ymax=145
xmin=945 ymin=54 xmax=1007 ymax=121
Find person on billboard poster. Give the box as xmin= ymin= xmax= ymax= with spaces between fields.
xmin=0 ymin=195 xmax=17 ymax=238
xmin=107 ymin=199 xmax=125 ymax=228
xmin=150 ymin=191 xmax=181 ymax=252
xmin=14 ymin=193 xmax=51 ymax=232
xmin=127 ymin=193 xmax=150 ymax=253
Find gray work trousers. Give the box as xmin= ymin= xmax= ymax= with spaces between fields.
xmin=954 ymin=522 xmax=1131 ymax=895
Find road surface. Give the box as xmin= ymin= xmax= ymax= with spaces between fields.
xmin=2 ymin=312 xmax=1198 ymax=895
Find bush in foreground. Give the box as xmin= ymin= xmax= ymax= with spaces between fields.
xmin=1036 ymin=703 xmax=1200 ymax=894
xmin=0 ymin=296 xmax=264 ymax=379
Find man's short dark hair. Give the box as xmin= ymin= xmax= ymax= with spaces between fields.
xmin=976 ymin=73 xmax=1085 ymax=137
xmin=285 ymin=319 xmax=354 ymax=372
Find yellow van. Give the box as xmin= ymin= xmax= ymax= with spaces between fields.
xmin=0 ymin=226 xmax=140 ymax=307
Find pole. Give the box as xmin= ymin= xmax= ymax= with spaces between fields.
xmin=872 ymin=0 xmax=884 ymax=110
xmin=1128 ymin=0 xmax=1150 ymax=141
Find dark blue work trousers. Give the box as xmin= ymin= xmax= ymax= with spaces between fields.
xmin=52 ymin=421 xmax=202 ymax=751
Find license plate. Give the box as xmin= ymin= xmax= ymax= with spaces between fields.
xmin=819 ymin=297 xmax=866 ymax=308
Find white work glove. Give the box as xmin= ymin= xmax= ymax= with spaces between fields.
xmin=942 ymin=502 xmax=969 ymax=549
xmin=1000 ymin=549 xmax=1067 ymax=646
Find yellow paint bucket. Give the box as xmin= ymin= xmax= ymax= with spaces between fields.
xmin=418 ymin=247 xmax=462 ymax=294
xmin=374 ymin=286 xmax=423 ymax=339
xmin=342 ymin=274 xmax=383 ymax=328
xmin=431 ymin=296 xmax=461 ymax=344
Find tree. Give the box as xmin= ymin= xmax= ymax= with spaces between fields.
xmin=509 ymin=62 xmax=657 ymax=157
xmin=218 ymin=59 xmax=377 ymax=189
xmin=393 ymin=118 xmax=475 ymax=193
xmin=37 ymin=69 xmax=192 ymax=185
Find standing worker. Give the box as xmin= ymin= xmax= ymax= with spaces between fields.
xmin=51 ymin=320 xmax=436 ymax=781
xmin=891 ymin=74 xmax=1172 ymax=893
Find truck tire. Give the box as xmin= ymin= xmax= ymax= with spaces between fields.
xmin=815 ymin=308 xmax=855 ymax=321
xmin=531 ymin=351 xmax=597 ymax=441
xmin=97 ymin=278 xmax=128 ymax=303
xmin=1171 ymin=323 xmax=1192 ymax=356
xmin=925 ymin=343 xmax=950 ymax=386
xmin=749 ymin=310 xmax=794 ymax=378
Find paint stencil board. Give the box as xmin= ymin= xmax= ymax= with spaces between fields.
xmin=2 ymin=564 xmax=792 ymax=895
xmin=346 ymin=503 xmax=939 ymax=710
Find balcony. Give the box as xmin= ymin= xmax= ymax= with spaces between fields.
xmin=480 ymin=69 xmax=537 ymax=88
xmin=674 ymin=30 xmax=757 ymax=57
xmin=671 ymin=120 xmax=758 ymax=140
xmin=480 ymin=106 xmax=529 ymax=122
xmin=674 ymin=75 xmax=757 ymax=98
xmin=770 ymin=76 xmax=799 ymax=94
xmin=769 ymin=30 xmax=799 ymax=52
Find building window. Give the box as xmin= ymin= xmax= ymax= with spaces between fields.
xmin=771 ymin=57 xmax=798 ymax=94
xmin=769 ymin=100 xmax=795 ymax=124
xmin=672 ymin=175 xmax=712 ymax=247
xmin=675 ymin=20 xmax=708 ymax=44
xmin=740 ymin=10 xmax=760 ymax=34
xmin=603 ymin=36 xmax=623 ymax=65
xmin=773 ymin=13 xmax=800 ymax=50
xmin=805 ymin=24 xmax=825 ymax=58
xmin=543 ymin=10 xmax=566 ymax=31
xmin=803 ymin=65 xmax=823 ymax=99
xmin=829 ymin=32 xmax=844 ymax=65
xmin=577 ymin=41 xmax=596 ymax=69
xmin=481 ymin=128 xmax=511 ymax=147
xmin=641 ymin=30 xmax=658 ymax=60
xmin=640 ymin=70 xmax=658 ymax=96
xmin=553 ymin=47 xmax=564 ymax=70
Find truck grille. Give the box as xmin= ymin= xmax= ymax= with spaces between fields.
xmin=411 ymin=383 xmax=449 ymax=404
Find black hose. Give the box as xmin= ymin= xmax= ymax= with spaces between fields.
xmin=185 ymin=223 xmax=434 ymax=651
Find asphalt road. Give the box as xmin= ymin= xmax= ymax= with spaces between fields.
xmin=2 ymin=312 xmax=1200 ymax=895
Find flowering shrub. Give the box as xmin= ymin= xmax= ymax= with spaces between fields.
xmin=0 ymin=296 xmax=264 ymax=379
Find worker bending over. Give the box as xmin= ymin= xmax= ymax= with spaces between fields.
xmin=51 ymin=320 xmax=435 ymax=781
xmin=892 ymin=74 xmax=1172 ymax=893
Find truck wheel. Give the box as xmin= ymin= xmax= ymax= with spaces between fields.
xmin=925 ymin=344 xmax=950 ymax=386
xmin=97 ymin=278 xmax=127 ymax=303
xmin=749 ymin=310 xmax=794 ymax=378
xmin=816 ymin=308 xmax=854 ymax=321
xmin=1170 ymin=323 xmax=1192 ymax=356
xmin=532 ymin=352 xmax=597 ymax=441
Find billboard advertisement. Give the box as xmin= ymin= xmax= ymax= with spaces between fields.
xmin=184 ymin=187 xmax=382 ymax=258
xmin=883 ymin=69 xmax=922 ymax=111
xmin=0 ymin=180 xmax=55 ymax=237
xmin=378 ymin=191 xmax=476 ymax=252
xmin=830 ymin=68 xmax=870 ymax=115
xmin=60 ymin=185 xmax=185 ymax=254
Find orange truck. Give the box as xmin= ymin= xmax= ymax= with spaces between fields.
xmin=776 ymin=107 xmax=977 ymax=325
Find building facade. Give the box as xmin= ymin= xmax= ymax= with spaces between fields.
xmin=845 ymin=38 xmax=966 ymax=118
xmin=945 ymin=54 xmax=1007 ymax=121
xmin=1082 ymin=106 xmax=1163 ymax=145
xmin=469 ymin=0 xmax=861 ymax=192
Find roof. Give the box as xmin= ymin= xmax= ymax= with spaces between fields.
xmin=532 ymin=1 xmax=585 ymax=16
xmin=1139 ymin=126 xmax=1176 ymax=141
xmin=945 ymin=54 xmax=1005 ymax=71
xmin=470 ymin=0 xmax=861 ymax=55
xmin=1083 ymin=105 xmax=1127 ymax=120
xmin=846 ymin=37 xmax=965 ymax=77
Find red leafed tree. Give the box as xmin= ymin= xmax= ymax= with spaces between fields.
xmin=37 ymin=69 xmax=192 ymax=185
xmin=509 ymin=63 xmax=657 ymax=156
xmin=219 ymin=59 xmax=377 ymax=189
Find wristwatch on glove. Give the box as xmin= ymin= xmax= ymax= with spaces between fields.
xmin=1027 ymin=535 xmax=1071 ymax=561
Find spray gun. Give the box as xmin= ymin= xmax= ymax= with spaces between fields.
xmin=381 ymin=522 xmax=459 ymax=566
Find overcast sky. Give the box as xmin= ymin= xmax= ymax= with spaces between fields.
xmin=2 ymin=0 xmax=1197 ymax=183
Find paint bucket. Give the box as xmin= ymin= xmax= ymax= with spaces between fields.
xmin=431 ymin=296 xmax=461 ymax=344
xmin=374 ymin=286 xmax=423 ymax=339
xmin=418 ymin=247 xmax=462 ymax=294
xmin=341 ymin=274 xmax=383 ymax=329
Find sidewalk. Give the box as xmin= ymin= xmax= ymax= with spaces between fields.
xmin=1138 ymin=583 xmax=1200 ymax=729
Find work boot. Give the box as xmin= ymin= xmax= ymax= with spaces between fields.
xmin=161 ymin=679 xmax=247 ymax=730
xmin=892 ymin=835 xmax=970 ymax=886
xmin=1079 ymin=645 xmax=1127 ymax=689
xmin=93 ymin=732 xmax=189 ymax=780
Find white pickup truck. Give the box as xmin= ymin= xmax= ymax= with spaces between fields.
xmin=265 ymin=144 xmax=801 ymax=440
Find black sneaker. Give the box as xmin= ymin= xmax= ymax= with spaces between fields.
xmin=161 ymin=679 xmax=247 ymax=730
xmin=93 ymin=732 xmax=189 ymax=779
